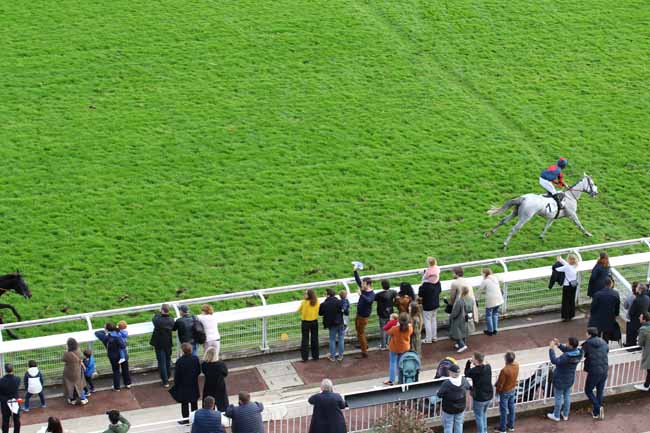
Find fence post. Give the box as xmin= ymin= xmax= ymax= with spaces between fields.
xmin=84 ymin=315 xmax=94 ymax=350
xmin=498 ymin=259 xmax=509 ymax=313
xmin=644 ymin=240 xmax=650 ymax=283
xmin=256 ymin=292 xmax=269 ymax=352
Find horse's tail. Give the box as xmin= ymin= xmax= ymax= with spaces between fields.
xmin=487 ymin=197 xmax=524 ymax=216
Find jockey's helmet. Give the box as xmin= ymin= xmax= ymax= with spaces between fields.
xmin=557 ymin=157 xmax=568 ymax=168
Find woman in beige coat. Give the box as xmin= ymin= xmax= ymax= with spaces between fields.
xmin=62 ymin=338 xmax=88 ymax=405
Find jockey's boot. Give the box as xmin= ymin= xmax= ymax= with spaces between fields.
xmin=553 ymin=192 xmax=565 ymax=210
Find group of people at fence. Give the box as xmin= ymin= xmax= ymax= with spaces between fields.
xmin=2 ymin=251 xmax=650 ymax=433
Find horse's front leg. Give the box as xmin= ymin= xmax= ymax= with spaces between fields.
xmin=0 ymin=303 xmax=21 ymax=321
xmin=567 ymin=212 xmax=592 ymax=237
xmin=540 ymin=218 xmax=555 ymax=239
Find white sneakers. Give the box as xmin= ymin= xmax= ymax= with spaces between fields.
xmin=457 ymin=346 xmax=468 ymax=353
xmin=634 ymin=384 xmax=650 ymax=392
xmin=546 ymin=413 xmax=561 ymax=422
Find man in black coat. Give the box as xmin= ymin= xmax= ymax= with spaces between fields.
xmin=582 ymin=327 xmax=609 ymax=419
xmin=150 ymin=303 xmax=175 ymax=387
xmin=374 ymin=280 xmax=396 ymax=350
xmin=626 ymin=284 xmax=650 ymax=347
xmin=173 ymin=304 xmax=198 ymax=356
xmin=308 ymin=379 xmax=347 ymax=433
xmin=319 ymin=289 xmax=345 ymax=361
xmin=588 ymin=278 xmax=621 ymax=344
xmin=0 ymin=363 xmax=20 ymax=433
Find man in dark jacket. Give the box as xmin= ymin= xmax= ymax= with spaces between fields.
xmin=588 ymin=278 xmax=621 ymax=344
xmin=437 ymin=364 xmax=470 ymax=433
xmin=319 ymin=289 xmax=345 ymax=361
xmin=225 ymin=392 xmax=264 ymax=433
xmin=173 ymin=305 xmax=198 ymax=356
xmin=0 ymin=364 xmax=20 ymax=433
xmin=307 ymin=379 xmax=347 ymax=433
xmin=582 ymin=327 xmax=609 ymax=420
xmin=464 ymin=352 xmax=492 ymax=433
xmin=353 ymin=268 xmax=375 ymax=359
xmin=190 ymin=396 xmax=225 ymax=433
xmin=374 ymin=280 xmax=396 ymax=350
xmin=150 ymin=304 xmax=175 ymax=387
xmin=547 ymin=337 xmax=583 ymax=422
xmin=626 ymin=284 xmax=650 ymax=347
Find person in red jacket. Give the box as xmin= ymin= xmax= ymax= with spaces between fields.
xmin=539 ymin=158 xmax=568 ymax=208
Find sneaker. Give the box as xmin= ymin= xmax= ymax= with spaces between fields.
xmin=163 ymin=383 xmax=170 ymax=388
xmin=493 ymin=330 xmax=498 ymax=335
xmin=126 ymin=384 xmax=132 ymax=389
xmin=422 ymin=339 xmax=431 ymax=344
xmin=494 ymin=429 xmax=505 ymax=433
xmin=118 ymin=358 xmax=125 ymax=364
xmin=80 ymin=399 xmax=88 ymax=405
xmin=599 ymin=407 xmax=605 ymax=420
xmin=592 ymin=414 xmax=600 ymax=420
xmin=22 ymin=407 xmax=29 ymax=412
xmin=484 ymin=330 xmax=493 ymax=336
xmin=561 ymin=415 xmax=569 ymax=421
xmin=337 ymin=356 xmax=344 ymax=362
xmin=41 ymin=404 xmax=47 ymax=409
xmin=457 ymin=346 xmax=468 ymax=353
xmin=327 ymin=355 xmax=336 ymax=362
xmin=507 ymin=429 xmax=514 ymax=432
xmin=453 ymin=343 xmax=460 ymax=349
xmin=432 ymin=337 xmax=438 ymax=342
xmin=112 ymin=388 xmax=121 ymax=392
xmin=67 ymin=399 xmax=75 ymax=405
xmin=634 ymin=384 xmax=650 ymax=391
xmin=547 ymin=413 xmax=560 ymax=422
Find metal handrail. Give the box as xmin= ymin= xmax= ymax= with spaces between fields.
xmin=1 ymin=237 xmax=648 ymax=331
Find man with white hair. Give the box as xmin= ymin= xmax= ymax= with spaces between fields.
xmin=307 ymin=379 xmax=347 ymax=433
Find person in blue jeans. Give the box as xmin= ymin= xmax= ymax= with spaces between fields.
xmin=319 ymin=288 xmax=345 ymax=361
xmin=464 ymin=352 xmax=493 ymax=433
xmin=547 ymin=337 xmax=583 ymax=422
xmin=437 ymin=364 xmax=470 ymax=433
xmin=582 ymin=327 xmax=609 ymax=419
xmin=494 ymin=351 xmax=519 ymax=433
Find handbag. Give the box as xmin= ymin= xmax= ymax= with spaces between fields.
xmin=192 ymin=317 xmax=207 ymax=344
xmin=443 ymin=298 xmax=452 ymax=315
xmin=168 ymin=384 xmax=180 ymax=402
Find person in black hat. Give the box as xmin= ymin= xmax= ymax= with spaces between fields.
xmin=436 ymin=364 xmax=470 ymax=433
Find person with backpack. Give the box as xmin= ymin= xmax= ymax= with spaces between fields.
xmin=547 ymin=337 xmax=583 ymax=422
xmin=464 ymin=352 xmax=492 ymax=433
xmin=22 ymin=360 xmax=45 ymax=411
xmin=95 ymin=323 xmax=131 ymax=391
xmin=437 ymin=364 xmax=470 ymax=433
xmin=173 ymin=305 xmax=199 ymax=357
xmin=375 ymin=279 xmax=396 ymax=350
xmin=150 ymin=304 xmax=175 ymax=388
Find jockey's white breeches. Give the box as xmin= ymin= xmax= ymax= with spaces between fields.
xmin=539 ymin=178 xmax=557 ymax=195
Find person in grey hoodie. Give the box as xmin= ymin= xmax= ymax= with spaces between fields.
xmin=547 ymin=337 xmax=583 ymax=422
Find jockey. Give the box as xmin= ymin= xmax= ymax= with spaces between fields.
xmin=539 ymin=158 xmax=568 ymax=208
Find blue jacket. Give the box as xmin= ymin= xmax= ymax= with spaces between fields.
xmin=540 ymin=165 xmax=564 ymax=182
xmin=550 ymin=345 xmax=583 ymax=390
xmin=83 ymin=355 xmax=96 ymax=377
xmin=95 ymin=330 xmax=127 ymax=360
xmin=225 ymin=402 xmax=264 ymax=433
xmin=353 ymin=270 xmax=375 ymax=317
xmin=191 ymin=408 xmax=226 ymax=433
xmin=581 ymin=336 xmax=609 ymax=377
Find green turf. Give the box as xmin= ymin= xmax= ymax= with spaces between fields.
xmin=1 ymin=1 xmax=649 ymax=328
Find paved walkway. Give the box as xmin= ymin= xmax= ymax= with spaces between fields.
xmin=16 ymin=312 xmax=646 ymax=433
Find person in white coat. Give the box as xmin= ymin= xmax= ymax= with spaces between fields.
xmin=479 ymin=268 xmax=504 ymax=336
xmin=556 ymin=255 xmax=580 ymax=321
xmin=198 ymin=304 xmax=221 ymax=358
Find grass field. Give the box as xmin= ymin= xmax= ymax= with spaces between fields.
xmin=1 ymin=1 xmax=649 ymax=326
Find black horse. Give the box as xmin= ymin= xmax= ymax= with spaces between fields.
xmin=0 ymin=272 xmax=32 ymax=339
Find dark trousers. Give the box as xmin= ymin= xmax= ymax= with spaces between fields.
xmin=300 ymin=320 xmax=319 ymax=361
xmin=584 ymin=373 xmax=607 ymax=416
xmin=109 ymin=357 xmax=132 ymax=390
xmin=181 ymin=400 xmax=198 ymax=419
xmin=156 ymin=349 xmax=172 ymax=385
xmin=561 ymin=285 xmax=577 ymax=320
xmin=625 ymin=322 xmax=640 ymax=347
xmin=1 ymin=403 xmax=19 ymax=433
xmin=84 ymin=375 xmax=95 ymax=393
xmin=645 ymin=370 xmax=650 ymax=388
xmin=23 ymin=392 xmax=45 ymax=409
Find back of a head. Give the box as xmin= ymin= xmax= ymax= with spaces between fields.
xmin=642 ymin=312 xmax=650 ymax=323
xmin=203 ymin=396 xmax=216 ymax=410
xmin=598 ymin=252 xmax=609 ymax=267
xmin=587 ymin=327 xmax=599 ymax=338
xmin=239 ymin=391 xmax=250 ymax=405
xmin=568 ymin=337 xmax=579 ymax=349
xmin=398 ymin=312 xmax=409 ymax=331
xmin=606 ymin=278 xmax=614 ymax=289
xmin=381 ymin=279 xmax=390 ymax=291
xmin=161 ymin=303 xmax=170 ymax=314
xmin=321 ymin=378 xmax=333 ymax=392
xmin=326 ymin=288 xmax=335 ymax=297
xmin=4 ymin=363 xmax=13 ymax=374
xmin=107 ymin=410 xmax=121 ymax=425
xmin=47 ymin=417 xmax=63 ymax=433
xmin=454 ymin=267 xmax=464 ymax=277
xmin=28 ymin=360 xmax=37 ymax=368
xmin=505 ymin=352 xmax=516 ymax=365
xmin=66 ymin=338 xmax=78 ymax=352
xmin=473 ymin=352 xmax=485 ymax=364
xmin=181 ymin=342 xmax=192 ymax=355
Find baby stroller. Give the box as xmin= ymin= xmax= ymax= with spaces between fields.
xmin=398 ymin=351 xmax=421 ymax=384
xmin=435 ymin=357 xmax=458 ymax=379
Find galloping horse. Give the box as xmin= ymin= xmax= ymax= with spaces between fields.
xmin=0 ymin=272 xmax=32 ymax=339
xmin=485 ymin=174 xmax=599 ymax=249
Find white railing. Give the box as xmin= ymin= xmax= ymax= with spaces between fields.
xmin=1 ymin=238 xmax=649 ymax=385
xmin=86 ymin=346 xmax=644 ymax=433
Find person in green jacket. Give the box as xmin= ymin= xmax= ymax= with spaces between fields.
xmin=103 ymin=410 xmax=130 ymax=433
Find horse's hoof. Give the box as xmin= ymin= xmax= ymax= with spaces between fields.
xmin=585 ymin=232 xmax=593 ymax=237
xmin=484 ymin=232 xmax=490 ymax=238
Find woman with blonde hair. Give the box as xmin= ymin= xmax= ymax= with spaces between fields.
xmin=201 ymin=347 xmax=229 ymax=411
xmin=479 ymin=268 xmax=504 ymax=336
xmin=198 ymin=304 xmax=221 ymax=357
xmin=409 ymin=303 xmax=424 ymax=355
xmin=556 ymin=254 xmax=580 ymax=321
xmin=298 ymin=289 xmax=320 ymax=361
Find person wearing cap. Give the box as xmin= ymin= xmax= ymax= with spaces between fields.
xmin=539 ymin=157 xmax=569 ymax=209
xmin=174 ymin=305 xmax=198 ymax=357
xmin=436 ymin=363 xmax=470 ymax=433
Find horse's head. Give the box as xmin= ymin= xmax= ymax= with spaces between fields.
xmin=11 ymin=271 xmax=32 ymax=299
xmin=582 ymin=173 xmax=598 ymax=198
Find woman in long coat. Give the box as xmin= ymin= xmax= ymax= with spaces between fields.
xmin=201 ymin=347 xmax=229 ymax=411
xmin=62 ymin=338 xmax=88 ymax=405
xmin=449 ymin=287 xmax=475 ymax=354
xmin=588 ymin=252 xmax=610 ymax=298
xmin=173 ymin=342 xmax=201 ymax=424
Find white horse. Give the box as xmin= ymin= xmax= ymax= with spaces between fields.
xmin=485 ymin=174 xmax=599 ymax=249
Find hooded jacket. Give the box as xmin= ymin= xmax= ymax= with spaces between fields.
xmin=581 ymin=336 xmax=609 ymax=377
xmin=436 ymin=375 xmax=470 ymax=414
xmin=24 ymin=366 xmax=44 ymax=394
xmin=550 ymin=345 xmax=583 ymax=390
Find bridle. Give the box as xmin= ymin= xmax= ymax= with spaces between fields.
xmin=566 ymin=176 xmax=597 ymax=199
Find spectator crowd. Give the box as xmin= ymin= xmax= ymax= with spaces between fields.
xmin=1 ymin=252 xmax=649 ymax=433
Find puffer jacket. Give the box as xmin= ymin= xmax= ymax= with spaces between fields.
xmin=581 ymin=336 xmax=609 ymax=377
xmin=550 ymin=345 xmax=583 ymax=390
